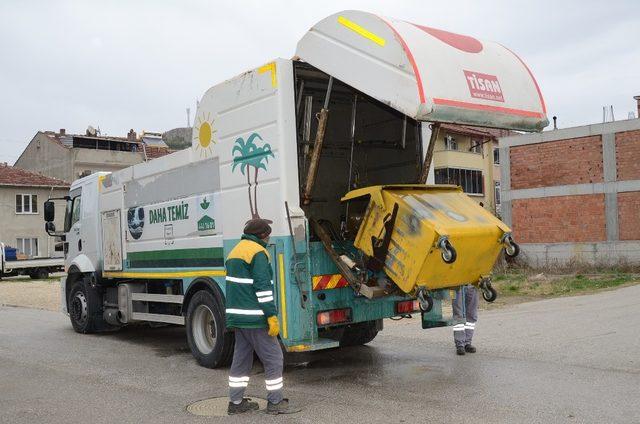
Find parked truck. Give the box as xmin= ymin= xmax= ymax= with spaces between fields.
xmin=44 ymin=10 xmax=547 ymax=368
xmin=0 ymin=242 xmax=63 ymax=279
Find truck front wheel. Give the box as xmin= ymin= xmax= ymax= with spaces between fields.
xmin=185 ymin=290 xmax=234 ymax=368
xmin=68 ymin=278 xmax=107 ymax=333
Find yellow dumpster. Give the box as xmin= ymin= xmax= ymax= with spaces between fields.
xmin=341 ymin=185 xmax=518 ymax=294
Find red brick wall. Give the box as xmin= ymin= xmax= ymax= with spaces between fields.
xmin=618 ymin=191 xmax=640 ymax=240
xmin=509 ymin=136 xmax=603 ymax=189
xmin=616 ymin=130 xmax=640 ymax=181
xmin=511 ymin=195 xmax=606 ymax=243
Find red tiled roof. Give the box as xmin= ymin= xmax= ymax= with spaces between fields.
xmin=0 ymin=165 xmax=70 ymax=187
xmin=144 ymin=146 xmax=173 ymax=159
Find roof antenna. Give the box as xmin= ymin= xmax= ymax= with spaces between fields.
xmin=552 ymin=116 xmax=557 ymax=130
xmin=603 ymin=105 xmax=616 ymax=122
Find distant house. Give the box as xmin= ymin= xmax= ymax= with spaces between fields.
xmin=14 ymin=128 xmax=172 ymax=183
xmin=432 ymin=124 xmax=512 ymax=215
xmin=0 ymin=165 xmax=69 ymax=258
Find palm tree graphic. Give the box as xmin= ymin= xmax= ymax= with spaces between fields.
xmin=232 ymin=133 xmax=274 ymax=218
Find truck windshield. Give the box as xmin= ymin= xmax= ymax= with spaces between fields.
xmin=64 ymin=189 xmax=82 ymax=232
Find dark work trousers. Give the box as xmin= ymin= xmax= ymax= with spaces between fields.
xmin=452 ymin=285 xmax=478 ymax=348
xmin=228 ymin=328 xmax=284 ymax=404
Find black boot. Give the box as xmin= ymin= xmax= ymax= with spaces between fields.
xmin=465 ymin=344 xmax=477 ymax=353
xmin=227 ymin=398 xmax=259 ymax=415
xmin=266 ymin=399 xmax=302 ymax=415
xmin=456 ymin=346 xmax=466 ymax=355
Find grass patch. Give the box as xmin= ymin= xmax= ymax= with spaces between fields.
xmin=491 ymin=271 xmax=638 ymax=299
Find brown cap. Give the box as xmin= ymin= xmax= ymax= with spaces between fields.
xmin=243 ymin=218 xmax=273 ymax=238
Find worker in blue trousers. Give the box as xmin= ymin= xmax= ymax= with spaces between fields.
xmin=452 ymin=284 xmax=478 ymax=355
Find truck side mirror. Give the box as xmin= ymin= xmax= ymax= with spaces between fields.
xmin=44 ymin=200 xmax=55 ymax=222
xmin=45 ymin=221 xmax=56 ymax=235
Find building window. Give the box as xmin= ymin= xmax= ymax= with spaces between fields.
xmin=470 ymin=138 xmax=483 ymax=154
xmin=494 ymin=181 xmax=501 ymax=205
xmin=15 ymin=194 xmax=38 ymax=214
xmin=435 ymin=168 xmax=484 ymax=195
xmin=493 ymin=147 xmax=500 ymax=164
xmin=444 ymin=134 xmax=458 ymax=151
xmin=16 ymin=237 xmax=39 ymax=257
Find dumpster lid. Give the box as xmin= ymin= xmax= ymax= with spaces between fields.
xmin=296 ymin=10 xmax=548 ymax=132
xmin=341 ymin=184 xmax=460 ymax=206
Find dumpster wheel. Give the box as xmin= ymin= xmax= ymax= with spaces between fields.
xmin=438 ymin=237 xmax=457 ymax=264
xmin=502 ymin=234 xmax=520 ymax=258
xmin=479 ymin=279 xmax=498 ymax=303
xmin=416 ymin=288 xmax=433 ymax=312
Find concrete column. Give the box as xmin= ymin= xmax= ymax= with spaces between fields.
xmin=499 ymin=146 xmax=512 ymax=226
xmin=602 ymin=133 xmax=618 ymax=241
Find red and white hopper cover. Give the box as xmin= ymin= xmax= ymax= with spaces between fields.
xmin=296 ymin=10 xmax=548 ymax=132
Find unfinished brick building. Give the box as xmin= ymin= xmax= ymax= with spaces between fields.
xmin=500 ymin=118 xmax=640 ymax=266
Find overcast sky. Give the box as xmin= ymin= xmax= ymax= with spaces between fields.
xmin=1 ymin=0 xmax=638 ymax=164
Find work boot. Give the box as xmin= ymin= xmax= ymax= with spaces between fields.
xmin=456 ymin=346 xmax=466 ymax=356
xmin=266 ymin=399 xmax=301 ymax=415
xmin=465 ymin=344 xmax=477 ymax=353
xmin=227 ymin=398 xmax=259 ymax=415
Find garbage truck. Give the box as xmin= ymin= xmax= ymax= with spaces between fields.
xmin=43 ymin=10 xmax=547 ymax=368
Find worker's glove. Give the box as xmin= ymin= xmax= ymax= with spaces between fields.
xmin=267 ymin=316 xmax=280 ymax=337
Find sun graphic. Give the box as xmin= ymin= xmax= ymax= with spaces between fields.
xmin=193 ymin=112 xmax=217 ymax=158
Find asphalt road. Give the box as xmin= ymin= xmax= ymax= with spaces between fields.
xmin=1 ymin=285 xmax=639 ymax=424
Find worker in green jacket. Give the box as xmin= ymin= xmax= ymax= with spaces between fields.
xmin=225 ymin=218 xmax=300 ymax=415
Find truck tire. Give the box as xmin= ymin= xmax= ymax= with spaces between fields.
xmin=68 ymin=278 xmax=108 ymax=334
xmin=339 ymin=320 xmax=379 ymax=347
xmin=185 ymin=290 xmax=234 ymax=368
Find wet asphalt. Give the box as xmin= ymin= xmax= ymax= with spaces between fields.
xmin=1 ymin=284 xmax=639 ymax=424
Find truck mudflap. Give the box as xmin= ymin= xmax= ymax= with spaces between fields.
xmin=342 ymin=184 xmax=518 ymax=294
xmin=60 ymin=276 xmax=68 ymax=315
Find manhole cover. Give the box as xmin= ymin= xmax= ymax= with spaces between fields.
xmin=187 ymin=396 xmax=268 ymax=417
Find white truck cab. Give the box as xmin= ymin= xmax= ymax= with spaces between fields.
xmin=62 ymin=173 xmax=106 ymax=275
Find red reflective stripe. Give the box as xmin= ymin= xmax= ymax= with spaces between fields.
xmin=432 ymin=98 xmax=544 ymax=118
xmin=316 ymin=275 xmax=332 ymax=290
xmin=313 ymin=275 xmax=350 ymax=290
xmin=335 ymin=277 xmax=349 ymax=288
xmin=499 ymin=43 xmax=547 ymax=114
xmin=379 ymin=16 xmax=426 ymax=104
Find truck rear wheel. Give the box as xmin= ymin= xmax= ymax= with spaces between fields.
xmin=185 ymin=290 xmax=234 ymax=368
xmin=339 ymin=320 xmax=380 ymax=347
xmin=68 ymin=278 xmax=107 ymax=334
xmin=29 ymin=269 xmax=49 ymax=279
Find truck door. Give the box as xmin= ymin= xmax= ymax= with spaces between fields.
xmin=65 ymin=187 xmax=83 ymax=266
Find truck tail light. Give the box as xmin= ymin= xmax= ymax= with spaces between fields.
xmin=317 ymin=308 xmax=351 ymax=326
xmin=396 ymin=299 xmax=420 ymax=314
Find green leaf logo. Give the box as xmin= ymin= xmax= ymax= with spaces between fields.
xmin=200 ymin=197 xmax=210 ymax=210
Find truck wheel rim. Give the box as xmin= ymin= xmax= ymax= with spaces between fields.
xmin=192 ymin=305 xmax=216 ymax=355
xmin=71 ymin=292 xmax=88 ymax=324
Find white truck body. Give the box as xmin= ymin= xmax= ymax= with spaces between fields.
xmin=0 ymin=242 xmax=64 ymax=278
